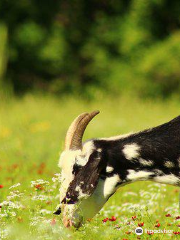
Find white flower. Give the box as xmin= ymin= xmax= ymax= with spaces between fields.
xmin=31 ymin=179 xmax=49 ymax=188
xmin=9 ymin=183 xmax=21 ymax=189
xmin=40 ymin=209 xmax=52 ymax=215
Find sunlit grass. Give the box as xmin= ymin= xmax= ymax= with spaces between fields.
xmin=0 ymin=94 xmax=180 ymax=239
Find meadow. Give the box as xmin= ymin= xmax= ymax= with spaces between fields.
xmin=1 ymin=94 xmax=180 ymax=239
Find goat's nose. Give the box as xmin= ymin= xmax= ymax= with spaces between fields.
xmin=63 ymin=217 xmax=73 ymax=228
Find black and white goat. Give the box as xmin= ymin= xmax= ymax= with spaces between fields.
xmin=55 ymin=111 xmax=180 ymax=228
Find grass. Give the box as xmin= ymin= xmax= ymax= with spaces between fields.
xmin=0 ymin=94 xmax=180 ymax=239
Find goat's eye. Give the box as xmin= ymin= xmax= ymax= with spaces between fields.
xmin=72 ymin=163 xmax=82 ymax=175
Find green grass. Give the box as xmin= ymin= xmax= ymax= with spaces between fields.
xmin=1 ymin=94 xmax=180 ymax=239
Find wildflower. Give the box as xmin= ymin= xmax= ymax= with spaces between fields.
xmin=138 ymin=222 xmax=144 ymax=227
xmin=32 ymin=195 xmax=50 ymax=201
xmin=109 ymin=216 xmax=117 ymax=221
xmin=34 ymin=184 xmax=44 ymax=190
xmin=174 ymin=189 xmax=179 ymax=193
xmin=102 ymin=218 xmax=109 ymax=223
xmin=9 ymin=183 xmax=21 ymax=189
xmin=147 ymin=231 xmax=154 ymax=235
xmin=173 ymin=231 xmax=180 ymax=235
xmin=40 ymin=209 xmax=52 ymax=215
xmin=0 ymin=185 xmax=3 ymax=188
xmin=165 ymin=214 xmax=171 ymax=217
xmin=17 ymin=216 xmax=23 ymax=223
xmin=155 ymin=223 xmax=160 ymax=228
xmin=51 ymin=219 xmax=56 ymax=225
xmin=37 ymin=162 xmax=46 ymax=175
xmin=125 ymin=231 xmax=131 ymax=234
xmin=176 ymin=216 xmax=180 ymax=220
xmin=12 ymin=164 xmax=19 ymax=170
xmin=132 ymin=216 xmax=137 ymax=221
xmin=31 ymin=179 xmax=49 ymax=188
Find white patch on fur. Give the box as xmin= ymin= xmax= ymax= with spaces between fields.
xmin=75 ymin=185 xmax=89 ymax=200
xmin=106 ymin=166 xmax=114 ymax=173
xmin=58 ymin=149 xmax=80 ymax=171
xmin=127 ymin=170 xmax=153 ymax=182
xmin=139 ymin=158 xmax=154 ymax=166
xmin=97 ymin=148 xmax=102 ymax=152
xmin=59 ymin=141 xmax=95 ymax=202
xmin=75 ymin=141 xmax=96 ymax=167
xmin=154 ymin=169 xmax=164 ymax=175
xmin=82 ymin=141 xmax=95 ymax=163
xmin=100 ymin=132 xmax=133 ymax=141
xmin=103 ymin=174 xmax=121 ymax=198
xmin=164 ymin=161 xmax=174 ymax=168
xmin=154 ymin=174 xmax=180 ymax=185
xmin=123 ymin=143 xmax=140 ymax=160
xmin=59 ymin=150 xmax=80 ymax=201
xmin=76 ymin=155 xmax=87 ymax=166
xmin=82 ymin=141 xmax=95 ymax=154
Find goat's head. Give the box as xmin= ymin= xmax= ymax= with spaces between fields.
xmin=55 ymin=111 xmax=118 ymax=228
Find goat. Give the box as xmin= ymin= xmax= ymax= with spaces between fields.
xmin=54 ymin=111 xmax=180 ymax=228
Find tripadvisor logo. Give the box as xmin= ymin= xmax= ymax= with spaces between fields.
xmin=135 ymin=227 xmax=143 ymax=235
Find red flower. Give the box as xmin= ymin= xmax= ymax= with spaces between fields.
xmin=165 ymin=214 xmax=171 ymax=217
xmin=147 ymin=231 xmax=154 ymax=235
xmin=0 ymin=185 xmax=3 ymax=188
xmin=34 ymin=184 xmax=44 ymax=190
xmin=173 ymin=231 xmax=180 ymax=235
xmin=109 ymin=216 xmax=117 ymax=221
xmin=51 ymin=219 xmax=56 ymax=225
xmin=176 ymin=216 xmax=180 ymax=220
xmin=102 ymin=218 xmax=109 ymax=223
xmin=138 ymin=222 xmax=144 ymax=227
xmin=155 ymin=223 xmax=160 ymax=228
xmin=132 ymin=216 xmax=137 ymax=221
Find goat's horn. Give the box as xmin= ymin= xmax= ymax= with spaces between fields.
xmin=65 ymin=110 xmax=100 ymax=150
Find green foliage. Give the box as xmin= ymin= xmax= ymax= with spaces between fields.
xmin=1 ymin=0 xmax=180 ymax=97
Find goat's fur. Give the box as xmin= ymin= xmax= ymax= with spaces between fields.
xmin=57 ymin=114 xmax=180 ymax=227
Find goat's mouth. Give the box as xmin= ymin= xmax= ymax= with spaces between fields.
xmin=54 ymin=205 xmax=83 ymax=229
xmin=63 ymin=218 xmax=83 ymax=228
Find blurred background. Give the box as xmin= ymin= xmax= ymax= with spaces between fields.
xmin=1 ymin=0 xmax=180 ymax=99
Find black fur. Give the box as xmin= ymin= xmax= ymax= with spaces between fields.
xmin=94 ymin=115 xmax=180 ymax=183
xmin=61 ymin=115 xmax=180 ymax=205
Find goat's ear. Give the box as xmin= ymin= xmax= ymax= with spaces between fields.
xmin=62 ymin=151 xmax=106 ymax=204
